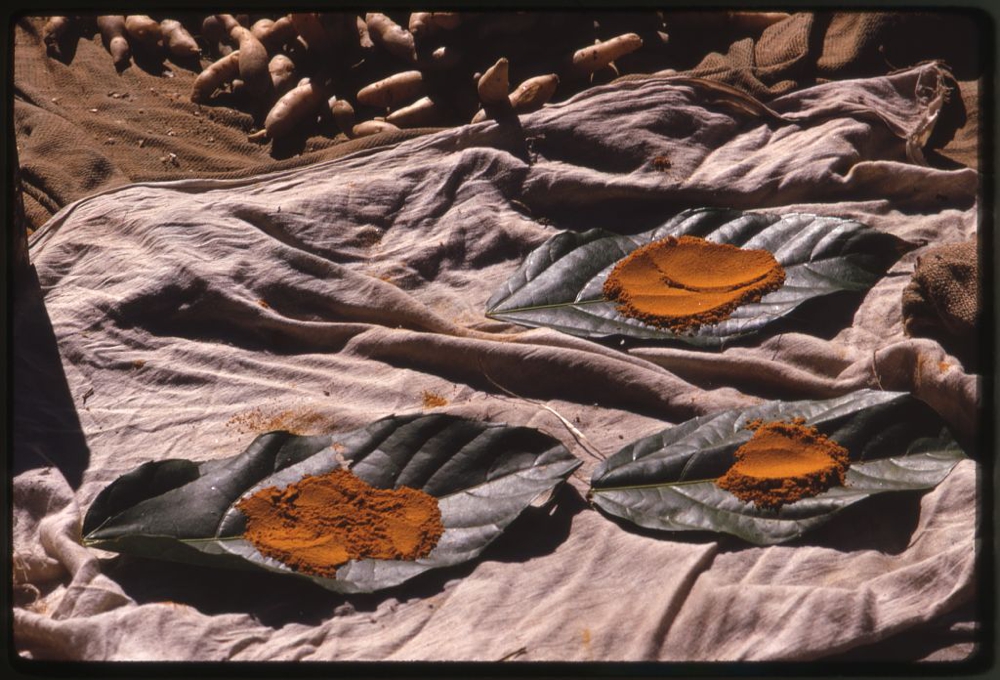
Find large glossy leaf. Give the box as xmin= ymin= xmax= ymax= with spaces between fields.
xmin=486 ymin=208 xmax=906 ymax=347
xmin=589 ymin=390 xmax=967 ymax=545
xmin=83 ymin=414 xmax=580 ymax=593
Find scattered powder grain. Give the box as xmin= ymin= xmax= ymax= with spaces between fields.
xmin=602 ymin=235 xmax=786 ymax=332
xmin=226 ymin=407 xmax=330 ymax=435
xmin=237 ymin=468 xmax=444 ymax=579
xmin=651 ymin=155 xmax=672 ymax=171
xmin=716 ymin=418 xmax=850 ymax=510
xmin=421 ymin=390 xmax=449 ymax=408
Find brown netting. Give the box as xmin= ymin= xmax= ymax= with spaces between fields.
xmin=12 ymin=15 xmax=440 ymax=232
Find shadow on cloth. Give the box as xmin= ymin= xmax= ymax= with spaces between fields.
xmin=778 ymin=488 xmax=925 ymax=553
xmin=526 ymin=198 xmax=701 ymax=237
xmin=819 ymin=600 xmax=980 ymax=662
xmin=13 ymin=227 xmax=91 ymax=488
xmin=105 ymin=484 xmax=586 ymax=628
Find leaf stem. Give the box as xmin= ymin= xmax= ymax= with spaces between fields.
xmin=592 ymin=477 xmax=718 ymax=493
xmin=487 ymin=297 xmax=608 ymax=316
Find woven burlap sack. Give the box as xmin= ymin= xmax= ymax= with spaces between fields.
xmin=901 ymin=240 xmax=980 ymax=369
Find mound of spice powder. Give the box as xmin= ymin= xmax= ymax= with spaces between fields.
xmin=716 ymin=418 xmax=850 ymax=510
xmin=602 ymin=235 xmax=786 ymax=332
xmin=236 ymin=468 xmax=445 ymax=579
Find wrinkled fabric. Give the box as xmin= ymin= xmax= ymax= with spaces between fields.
xmin=14 ymin=63 xmax=980 ymax=662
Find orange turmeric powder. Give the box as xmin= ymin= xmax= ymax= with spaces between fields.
xmin=716 ymin=418 xmax=850 ymax=510
xmin=236 ymin=468 xmax=444 ymax=579
xmin=602 ymin=235 xmax=785 ymax=331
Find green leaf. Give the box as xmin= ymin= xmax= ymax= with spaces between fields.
xmin=83 ymin=415 xmax=580 ymax=593
xmin=589 ymin=390 xmax=967 ymax=545
xmin=486 ymin=208 xmax=906 ymax=347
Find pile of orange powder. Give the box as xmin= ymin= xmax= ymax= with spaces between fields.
xmin=716 ymin=418 xmax=851 ymax=510
xmin=603 ymin=235 xmax=786 ymax=331
xmin=237 ymin=468 xmax=445 ymax=579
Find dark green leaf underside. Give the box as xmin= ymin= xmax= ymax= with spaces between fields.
xmin=486 ymin=208 xmax=906 ymax=347
xmin=83 ymin=414 xmax=580 ymax=593
xmin=589 ymin=390 xmax=966 ymax=544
